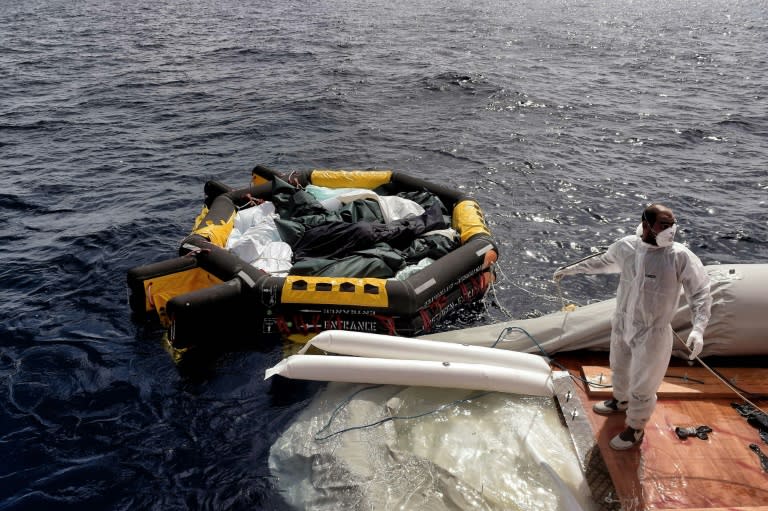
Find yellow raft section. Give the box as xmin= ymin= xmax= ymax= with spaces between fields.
xmin=281 ymin=276 xmax=389 ymax=307
xmin=143 ymin=268 xmax=223 ymax=326
xmin=310 ymin=169 xmax=394 ymax=189
xmin=191 ymin=205 xmax=236 ymax=248
xmin=452 ymin=200 xmax=492 ymax=243
xmin=138 ymin=204 xmax=232 ymax=327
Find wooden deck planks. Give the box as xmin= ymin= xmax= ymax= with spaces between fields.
xmin=555 ymin=353 xmax=768 ymax=510
xmin=581 ymin=365 xmax=768 ymax=398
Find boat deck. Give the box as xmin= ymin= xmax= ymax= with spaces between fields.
xmin=553 ymin=351 xmax=768 ymax=511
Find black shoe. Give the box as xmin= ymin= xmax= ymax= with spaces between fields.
xmin=593 ymin=398 xmax=628 ymax=415
xmin=610 ymin=426 xmax=644 ymax=450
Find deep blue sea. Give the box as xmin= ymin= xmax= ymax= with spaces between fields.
xmin=1 ymin=0 xmax=766 ymax=509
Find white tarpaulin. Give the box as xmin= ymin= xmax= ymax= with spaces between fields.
xmin=269 ymin=383 xmax=596 ymax=510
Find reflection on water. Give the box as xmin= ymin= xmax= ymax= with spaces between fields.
xmin=1 ymin=0 xmax=766 ymax=507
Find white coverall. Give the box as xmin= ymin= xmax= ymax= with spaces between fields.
xmin=563 ymin=234 xmax=712 ymax=429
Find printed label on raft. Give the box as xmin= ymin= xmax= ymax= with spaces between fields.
xmin=262 ymin=317 xmax=278 ymax=334
xmin=320 ymin=308 xmax=377 ymax=316
xmin=323 ymin=319 xmax=379 ymax=332
xmin=267 ymin=312 xmax=398 ymax=336
xmin=423 ymin=264 xmax=483 ymax=306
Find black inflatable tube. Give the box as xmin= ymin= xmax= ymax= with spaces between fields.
xmin=203 ymin=180 xmax=234 ymax=207
xmin=250 ymin=165 xmax=473 ymax=209
xmin=167 ymin=279 xmax=245 ymax=349
xmin=169 ymin=278 xmax=243 ymax=312
xmin=381 ymin=236 xmax=494 ymax=315
xmin=388 ymin=172 xmax=467 ymax=211
xmin=178 ymin=237 xmax=268 ymax=286
xmin=127 ymin=255 xmax=199 ymax=320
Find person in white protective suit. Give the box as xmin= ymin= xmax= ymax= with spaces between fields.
xmin=553 ymin=204 xmax=712 ymax=450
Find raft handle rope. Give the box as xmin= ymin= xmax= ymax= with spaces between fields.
xmin=287 ymin=170 xmax=303 ymax=189
xmin=553 ymin=251 xmax=607 ymax=312
xmin=236 ymin=194 xmax=264 ymax=210
xmin=487 ymin=259 xmax=570 ymax=321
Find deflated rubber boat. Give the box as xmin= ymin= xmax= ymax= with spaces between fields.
xmin=127 ymin=165 xmax=497 ymax=348
xmin=420 ymin=263 xmax=768 ymax=358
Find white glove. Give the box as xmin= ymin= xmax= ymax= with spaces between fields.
xmin=686 ymin=331 xmax=704 ymax=360
xmin=553 ymin=267 xmax=575 ymax=283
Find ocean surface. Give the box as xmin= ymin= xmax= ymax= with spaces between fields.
xmin=1 ymin=0 xmax=766 ymax=509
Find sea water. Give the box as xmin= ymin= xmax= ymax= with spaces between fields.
xmin=1 ymin=0 xmax=766 ymax=508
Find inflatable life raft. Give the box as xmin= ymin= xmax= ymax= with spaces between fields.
xmin=127 ymin=166 xmax=498 ymax=348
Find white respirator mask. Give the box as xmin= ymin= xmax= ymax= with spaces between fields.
xmin=654 ymin=224 xmax=677 ymax=247
xmin=636 ymin=222 xmax=677 ymax=247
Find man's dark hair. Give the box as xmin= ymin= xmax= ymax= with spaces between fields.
xmin=642 ymin=203 xmax=667 ymax=226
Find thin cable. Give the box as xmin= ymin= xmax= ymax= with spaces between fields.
xmin=314 ymin=384 xmax=383 ymax=441
xmin=491 ymin=326 xmax=547 ymax=352
xmin=553 ymin=251 xmax=609 ymax=311
xmin=314 ymin=387 xmax=492 ymax=442
xmin=487 ymin=266 xmax=515 ymax=319
xmin=554 ymin=280 xmax=571 ymax=312
xmin=707 ymin=365 xmax=767 ymax=400
xmin=489 ymin=261 xmax=564 ymax=320
xmin=490 ymin=325 xmax=613 ymax=388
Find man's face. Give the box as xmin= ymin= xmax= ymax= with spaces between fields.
xmin=643 ymin=210 xmax=676 ymax=244
xmin=652 ymin=211 xmax=676 ymax=234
